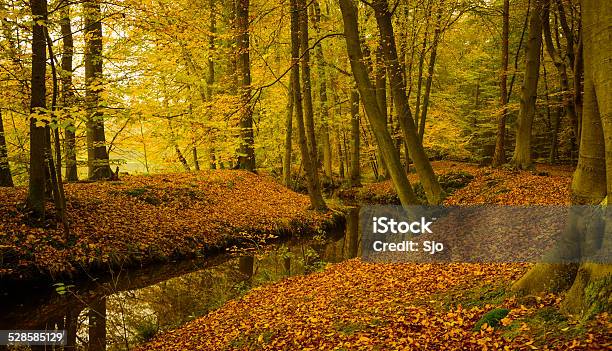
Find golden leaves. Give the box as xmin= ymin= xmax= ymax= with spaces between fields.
xmin=0 ymin=170 xmax=336 ymax=279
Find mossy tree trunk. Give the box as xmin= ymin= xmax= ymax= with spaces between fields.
xmin=512 ymin=0 xmax=611 ymax=317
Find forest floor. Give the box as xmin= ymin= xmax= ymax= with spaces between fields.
xmin=140 ymin=162 xmax=612 ymax=350
xmin=339 ymin=160 xmax=573 ymax=205
xmin=0 ymin=170 xmax=342 ymax=280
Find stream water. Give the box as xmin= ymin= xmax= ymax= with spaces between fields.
xmin=0 ymin=208 xmax=360 ymax=350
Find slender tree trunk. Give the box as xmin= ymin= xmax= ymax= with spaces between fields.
xmin=543 ymin=2 xmax=578 ymax=149
xmin=511 ymin=0 xmax=544 ymax=169
xmin=418 ymin=4 xmax=442 ymax=140
xmin=541 ymin=51 xmax=558 ymax=163
xmin=0 ymin=110 xmax=13 ymax=186
xmin=299 ymin=0 xmax=319 ymax=169
xmin=312 ymin=0 xmax=332 ymax=179
xmin=493 ymin=0 xmax=510 ymax=167
xmin=414 ymin=5 xmax=430 ymax=129
xmin=361 ymin=113 xmax=380 ymax=179
xmin=339 ymin=0 xmax=419 ymax=207
xmin=205 ymin=0 xmax=216 ymax=171
xmin=60 ymin=4 xmax=78 ymax=181
xmin=84 ymin=0 xmax=111 ymax=180
xmin=349 ymin=89 xmax=361 ymax=187
xmin=372 ymin=0 xmax=444 ymax=204
xmin=374 ymin=45 xmax=389 ymax=180
xmin=236 ymin=0 xmax=256 ymax=171
xmin=573 ymin=32 xmax=583 ymax=146
xmin=283 ymin=83 xmax=294 ymax=187
xmin=46 ymin=28 xmax=70 ymax=238
xmin=192 ymin=147 xmax=200 ymax=170
xmin=337 ymin=130 xmax=345 ymax=179
xmin=28 ymin=0 xmax=48 ymax=219
xmin=290 ymin=0 xmax=327 ymax=210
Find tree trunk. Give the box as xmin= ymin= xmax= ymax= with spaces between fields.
xmin=192 ymin=147 xmax=200 ymax=170
xmin=60 ymin=4 xmax=78 ymax=182
xmin=513 ymin=0 xmax=611 ymax=318
xmin=28 ymin=0 xmax=49 ymax=219
xmin=542 ymin=2 xmax=578 ymax=150
xmin=414 ymin=4 xmax=431 ymax=129
xmin=84 ymin=0 xmax=111 ymax=180
xmin=205 ymin=0 xmax=216 ymax=171
xmin=339 ymin=0 xmax=419 ymax=207
xmin=349 ymin=89 xmax=361 ymax=187
xmin=574 ymin=33 xmax=583 ymax=146
xmin=299 ymin=0 xmax=319 ymax=170
xmin=418 ymin=4 xmax=442 ymax=141
xmin=283 ymin=83 xmax=294 ymax=187
xmin=236 ymin=0 xmax=256 ymax=171
xmin=88 ymin=297 xmax=106 ymax=351
xmin=563 ymin=0 xmax=612 ymax=315
xmin=375 ymin=45 xmax=389 ymax=180
xmin=372 ymin=0 xmax=444 ymax=205
xmin=0 ymin=110 xmax=13 ymax=186
xmin=511 ymin=0 xmax=544 ymax=170
xmin=492 ymin=0 xmax=509 ymax=167
xmin=312 ymin=0 xmax=333 ymax=179
xmin=290 ymin=0 xmax=327 ymax=210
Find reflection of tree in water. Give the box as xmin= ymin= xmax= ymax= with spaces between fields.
xmin=2 ymin=219 xmax=357 ymax=350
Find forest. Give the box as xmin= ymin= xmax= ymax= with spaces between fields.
xmin=0 ymin=0 xmax=610 ymax=349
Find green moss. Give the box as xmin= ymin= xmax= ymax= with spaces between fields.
xmin=334 ymin=321 xmax=365 ymax=335
xmin=135 ymin=319 xmax=159 ymax=342
xmin=473 ymin=308 xmax=510 ymax=331
xmin=124 ymin=187 xmax=149 ymax=197
xmin=583 ymin=275 xmax=612 ymax=320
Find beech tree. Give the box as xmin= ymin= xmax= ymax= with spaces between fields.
xmin=84 ymin=0 xmax=111 ymax=179
xmin=492 ymin=0 xmax=510 ymax=167
xmin=511 ymin=0 xmax=544 ymax=169
xmin=60 ymin=3 xmax=77 ymax=181
xmin=339 ymin=0 xmax=420 ymax=207
xmin=349 ymin=88 xmax=360 ymax=187
xmin=236 ymin=0 xmax=256 ymax=171
xmin=371 ymin=0 xmax=444 ymax=205
xmin=27 ymin=0 xmax=48 ymax=218
xmin=290 ymin=0 xmax=327 ymax=210
xmin=512 ymin=0 xmax=611 ymax=315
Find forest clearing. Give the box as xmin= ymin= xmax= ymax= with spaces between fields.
xmin=0 ymin=0 xmax=611 ymax=349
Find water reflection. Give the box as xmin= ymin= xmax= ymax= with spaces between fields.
xmin=0 ymin=208 xmax=360 ymax=350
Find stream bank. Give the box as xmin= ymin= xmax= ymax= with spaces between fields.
xmin=0 ymin=208 xmax=360 ymax=350
xmin=0 ymin=170 xmax=345 ymax=282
